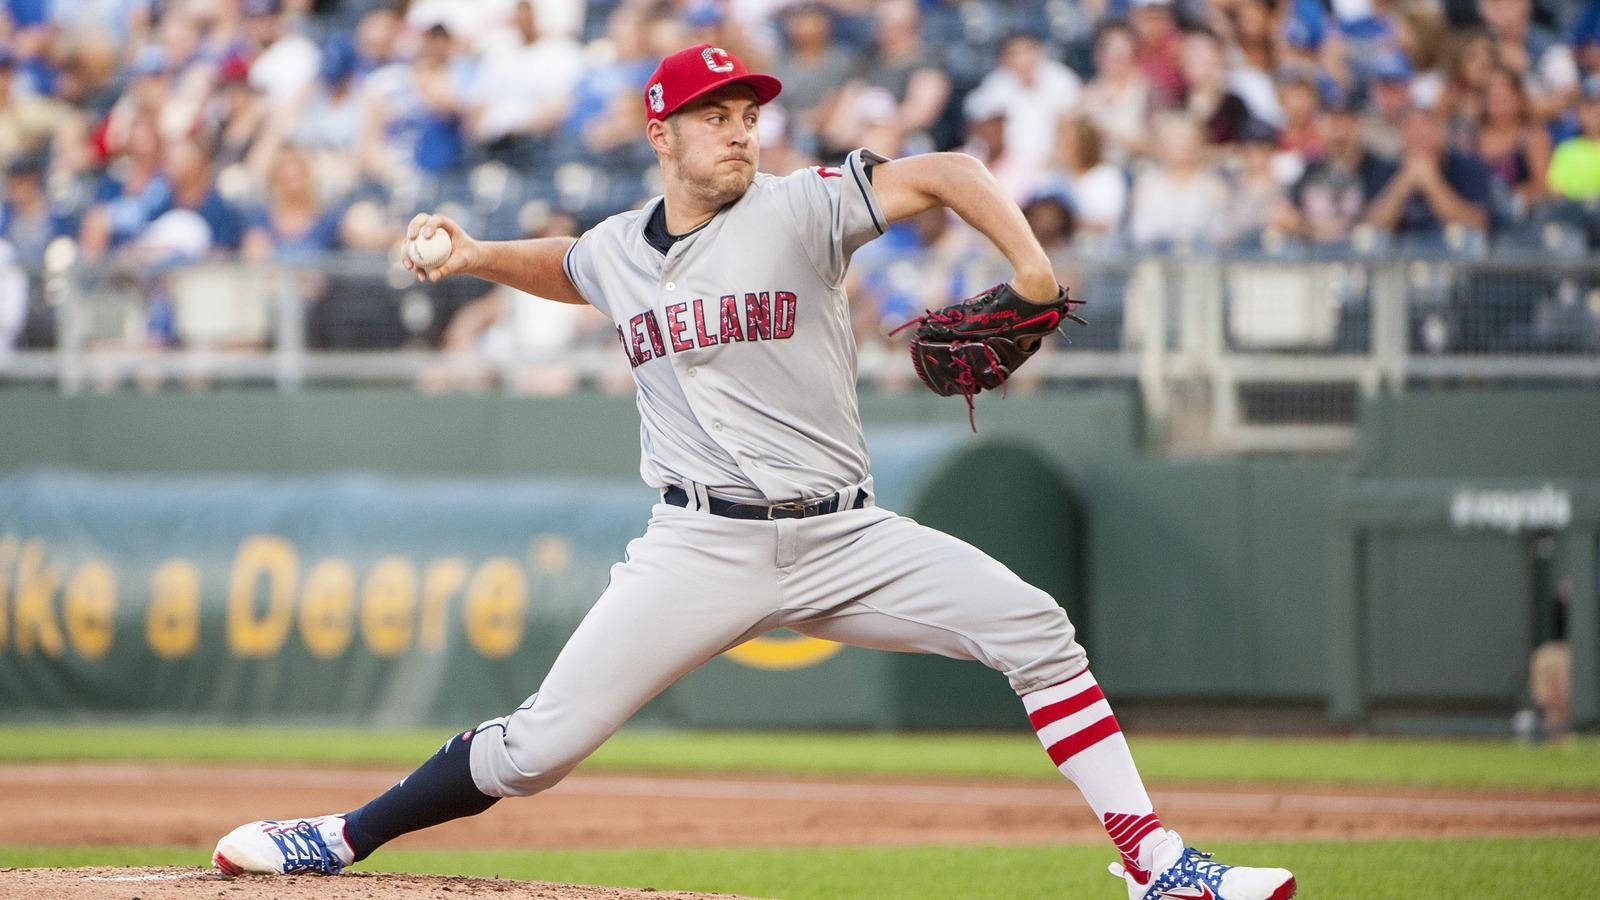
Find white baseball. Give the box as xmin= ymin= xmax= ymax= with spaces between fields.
xmin=409 ymin=229 xmax=452 ymax=269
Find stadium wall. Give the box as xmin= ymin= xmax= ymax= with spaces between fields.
xmin=0 ymin=387 xmax=1591 ymax=729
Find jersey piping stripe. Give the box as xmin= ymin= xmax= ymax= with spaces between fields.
xmin=561 ymin=240 xmax=579 ymax=289
xmin=472 ymin=693 xmax=540 ymax=740
xmin=1044 ymin=713 xmax=1121 ymax=765
xmin=849 ymin=158 xmax=885 ymax=235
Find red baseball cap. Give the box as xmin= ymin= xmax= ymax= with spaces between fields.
xmin=644 ymin=44 xmax=782 ymax=122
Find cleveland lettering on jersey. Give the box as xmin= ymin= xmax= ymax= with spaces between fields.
xmin=617 ymin=290 xmax=798 ymax=368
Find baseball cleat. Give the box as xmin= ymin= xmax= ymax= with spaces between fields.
xmin=212 ymin=815 xmax=354 ymax=876
xmin=1110 ymin=830 xmax=1296 ymax=900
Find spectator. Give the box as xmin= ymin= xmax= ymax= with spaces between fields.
xmin=96 ymin=46 xmax=171 ymax=163
xmin=960 ymin=84 xmax=1014 ymax=190
xmin=1050 ymin=116 xmax=1126 ymax=236
xmin=1129 ymin=0 xmax=1185 ymax=110
xmin=423 ymin=210 xmax=610 ymax=395
xmin=1021 ymin=186 xmax=1076 ymax=273
xmin=1276 ymin=63 xmax=1327 ymax=159
xmin=567 ymin=8 xmax=676 ymax=146
xmin=164 ymin=138 xmax=245 ymax=252
xmin=79 ymin=114 xmax=170 ymax=259
xmin=242 ymin=0 xmax=321 ymax=113
xmin=148 ymin=8 xmax=216 ymax=143
xmin=470 ymin=0 xmax=583 ymax=166
xmin=967 ymin=32 xmax=1082 ymax=197
xmin=1364 ymin=50 xmax=1414 ymax=159
xmin=771 ymin=3 xmax=856 ymax=140
xmin=208 ymin=54 xmax=272 ymax=174
xmin=0 ymin=47 xmax=68 ymax=172
xmin=1225 ymin=119 xmax=1288 ymax=245
xmin=1547 ymin=74 xmax=1600 ymax=201
xmin=0 ymin=155 xmax=66 ymax=263
xmin=1438 ymin=29 xmax=1497 ymax=144
xmin=1182 ymin=29 xmax=1252 ymax=146
xmin=242 ymin=146 xmax=341 ymax=262
xmin=290 ymin=35 xmax=365 ymax=199
xmin=1574 ymin=1 xmax=1600 ymax=79
xmin=1323 ymin=0 xmax=1395 ymax=86
xmin=824 ymin=0 xmax=948 ymax=155
xmin=50 ymin=29 xmax=122 ymax=116
xmin=1527 ymin=580 xmax=1571 ymax=742
xmin=1222 ymin=0 xmax=1280 ymax=79
xmin=352 ymin=4 xmax=403 ymax=78
xmin=1080 ymin=22 xmax=1152 ymax=164
xmin=847 ymin=206 xmax=1001 ymax=345
xmin=754 ymin=104 xmax=816 ymax=177
xmin=1128 ymin=113 xmax=1230 ymax=247
xmin=1475 ymin=64 xmax=1551 ymax=217
xmin=1476 ymin=0 xmax=1578 ymax=119
xmin=360 ymin=22 xmax=472 ymax=185
xmin=1277 ymin=93 xmax=1395 ymax=245
xmin=1364 ymin=104 xmax=1491 ymax=237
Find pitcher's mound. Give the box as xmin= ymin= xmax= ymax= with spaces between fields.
xmin=0 ymin=867 xmax=757 ymax=898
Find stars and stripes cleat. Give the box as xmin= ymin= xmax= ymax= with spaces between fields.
xmin=212 ymin=815 xmax=355 ymax=876
xmin=1110 ymin=830 xmax=1296 ymax=900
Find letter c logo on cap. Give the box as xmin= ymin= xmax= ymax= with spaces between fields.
xmin=702 ymin=47 xmax=734 ymax=73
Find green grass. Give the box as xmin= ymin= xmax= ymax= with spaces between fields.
xmin=2 ymin=839 xmax=1594 ymax=898
xmin=3 ymin=725 xmax=1598 ymax=791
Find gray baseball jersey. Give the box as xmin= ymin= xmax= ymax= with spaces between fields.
xmin=562 ymin=148 xmax=889 ymax=502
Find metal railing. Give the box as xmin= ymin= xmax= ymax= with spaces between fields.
xmin=3 ymin=251 xmax=1597 ymax=453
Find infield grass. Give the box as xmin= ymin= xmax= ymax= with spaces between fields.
xmin=2 ymin=838 xmax=1593 ymax=898
xmin=3 ymin=725 xmax=1598 ymax=790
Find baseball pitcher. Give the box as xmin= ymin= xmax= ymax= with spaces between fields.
xmin=213 ymin=45 xmax=1296 ymax=900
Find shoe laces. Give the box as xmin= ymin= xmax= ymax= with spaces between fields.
xmin=264 ymin=819 xmax=345 ymax=874
xmin=1168 ymin=848 xmax=1228 ymax=888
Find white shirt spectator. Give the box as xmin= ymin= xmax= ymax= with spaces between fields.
xmin=1128 ymin=167 xmax=1229 ymax=247
xmin=973 ymin=38 xmax=1082 ymax=187
xmin=975 ymin=60 xmax=1082 ymax=178
xmin=410 ymin=0 xmax=583 ymax=45
xmin=473 ymin=30 xmax=583 ymax=142
xmin=250 ymin=31 xmax=320 ymax=110
xmin=1070 ymin=163 xmax=1128 ymax=233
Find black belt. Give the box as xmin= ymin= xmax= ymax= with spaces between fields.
xmin=663 ymin=485 xmax=866 ymax=519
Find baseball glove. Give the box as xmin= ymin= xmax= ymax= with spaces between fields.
xmin=893 ymin=282 xmax=1085 ymax=428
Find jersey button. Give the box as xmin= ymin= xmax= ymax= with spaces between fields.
xmin=687 ymin=367 xmax=697 ymax=378
xmin=712 ymin=421 xmax=723 ymax=432
xmin=665 ymin=281 xmax=676 ymax=291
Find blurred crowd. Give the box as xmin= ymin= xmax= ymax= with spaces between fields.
xmin=2 ymin=0 xmax=1600 ymax=366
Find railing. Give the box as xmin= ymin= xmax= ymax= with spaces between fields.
xmin=3 ymin=250 xmax=1597 ymax=452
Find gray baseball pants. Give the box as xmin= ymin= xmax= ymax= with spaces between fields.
xmin=469 ymin=486 xmax=1086 ymax=797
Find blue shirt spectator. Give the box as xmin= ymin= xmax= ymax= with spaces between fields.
xmin=1365 ymin=106 xmax=1492 ymax=236
xmin=0 ymin=156 xmax=68 ymax=263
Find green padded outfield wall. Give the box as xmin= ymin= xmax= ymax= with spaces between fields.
xmin=6 ymin=386 xmax=1587 ymax=727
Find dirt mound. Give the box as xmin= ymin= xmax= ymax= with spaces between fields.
xmin=0 ymin=867 xmax=755 ymax=899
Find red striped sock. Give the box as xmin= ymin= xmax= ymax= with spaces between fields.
xmin=1024 ymin=669 xmax=1162 ymax=879
xmin=1103 ymin=811 xmax=1164 ymax=877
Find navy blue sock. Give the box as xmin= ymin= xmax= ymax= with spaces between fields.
xmin=342 ymin=728 xmax=498 ymax=862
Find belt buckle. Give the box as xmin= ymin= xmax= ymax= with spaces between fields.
xmin=767 ymin=500 xmax=807 ymax=519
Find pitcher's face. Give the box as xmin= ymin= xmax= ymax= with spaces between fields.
xmin=657 ymin=84 xmax=762 ymax=208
